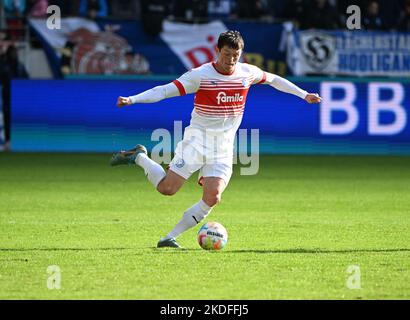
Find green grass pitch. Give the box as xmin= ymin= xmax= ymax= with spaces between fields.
xmin=0 ymin=153 xmax=409 ymax=299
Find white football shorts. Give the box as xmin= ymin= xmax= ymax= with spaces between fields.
xmin=169 ymin=128 xmax=234 ymax=186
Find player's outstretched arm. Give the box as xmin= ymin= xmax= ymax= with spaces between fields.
xmin=264 ymin=73 xmax=321 ymax=104
xmin=116 ymin=82 xmax=180 ymax=107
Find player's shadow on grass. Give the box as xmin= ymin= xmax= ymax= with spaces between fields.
xmin=150 ymin=248 xmax=410 ymax=254
xmin=2 ymin=248 xmax=410 ymax=254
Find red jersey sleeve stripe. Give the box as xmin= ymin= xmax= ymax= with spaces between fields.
xmin=173 ymin=80 xmax=186 ymax=96
xmin=257 ymin=72 xmax=267 ymax=84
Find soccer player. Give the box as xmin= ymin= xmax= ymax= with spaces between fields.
xmin=110 ymin=30 xmax=321 ymax=248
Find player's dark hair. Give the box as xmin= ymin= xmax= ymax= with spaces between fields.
xmin=217 ymin=30 xmax=244 ymax=50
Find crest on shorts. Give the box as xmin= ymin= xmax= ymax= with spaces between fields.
xmin=175 ymin=158 xmax=185 ymax=168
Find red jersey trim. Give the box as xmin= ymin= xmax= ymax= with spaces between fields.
xmin=173 ymin=80 xmax=186 ymax=96
xmin=201 ymin=80 xmax=243 ymax=85
xmin=257 ymin=72 xmax=267 ymax=84
xmin=194 ymin=104 xmax=245 ymax=114
xmin=212 ymin=62 xmax=235 ymax=76
xmin=199 ymin=87 xmax=249 ymax=91
xmin=195 ymin=103 xmax=245 ymax=109
xmin=195 ymin=109 xmax=244 ymax=117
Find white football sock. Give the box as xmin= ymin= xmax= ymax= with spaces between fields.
xmin=135 ymin=153 xmax=166 ymax=188
xmin=165 ymin=199 xmax=213 ymax=240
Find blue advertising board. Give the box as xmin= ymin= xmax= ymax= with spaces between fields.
xmin=11 ymin=78 xmax=410 ymax=155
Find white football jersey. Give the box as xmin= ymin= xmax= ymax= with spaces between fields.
xmin=173 ymin=62 xmax=266 ymax=138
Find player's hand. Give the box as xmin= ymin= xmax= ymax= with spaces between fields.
xmin=117 ymin=96 xmax=132 ymax=107
xmin=305 ymin=93 xmax=322 ymax=104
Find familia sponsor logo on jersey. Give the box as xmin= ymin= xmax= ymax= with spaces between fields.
xmin=216 ymin=92 xmax=244 ymax=105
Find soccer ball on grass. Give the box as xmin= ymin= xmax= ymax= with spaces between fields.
xmin=197 ymin=221 xmax=228 ymax=250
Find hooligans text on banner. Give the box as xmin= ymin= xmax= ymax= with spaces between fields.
xmin=287 ymin=30 xmax=410 ymax=77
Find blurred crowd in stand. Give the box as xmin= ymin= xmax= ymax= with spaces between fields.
xmin=0 ymin=0 xmax=409 ymax=34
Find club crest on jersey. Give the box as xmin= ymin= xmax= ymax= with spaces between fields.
xmin=216 ymin=92 xmax=244 ymax=105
